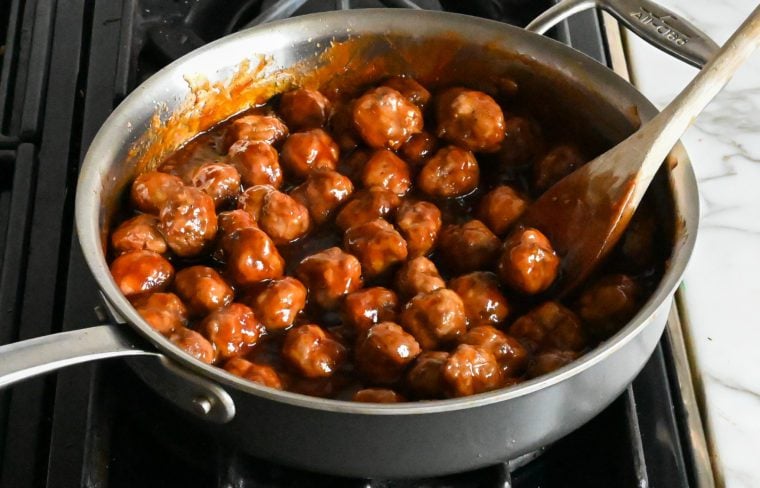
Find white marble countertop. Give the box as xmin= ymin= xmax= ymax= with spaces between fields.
xmin=623 ymin=1 xmax=760 ymax=486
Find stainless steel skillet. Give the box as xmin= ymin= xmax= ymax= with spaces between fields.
xmin=0 ymin=2 xmax=711 ymax=478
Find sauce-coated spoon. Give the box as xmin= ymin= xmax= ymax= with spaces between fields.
xmin=521 ymin=5 xmax=760 ymax=295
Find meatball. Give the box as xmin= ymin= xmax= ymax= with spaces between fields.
xmin=477 ymin=185 xmax=528 ymax=237
xmin=225 ymin=227 xmax=285 ymax=286
xmin=436 ymin=88 xmax=505 ymax=153
xmin=224 ymin=357 xmax=284 ymax=390
xmin=356 ymin=322 xmax=421 ymax=384
xmin=395 ymin=200 xmax=442 ymax=258
xmin=216 ymin=209 xmax=257 ymax=258
xmin=437 ymin=220 xmax=500 ymax=273
xmin=352 ymin=86 xmax=423 ymax=150
xmin=361 ymin=150 xmax=412 ymax=196
xmin=278 ymin=88 xmax=331 ymax=130
xmin=238 ymin=185 xmax=310 ymax=244
xmin=189 ymin=162 xmax=241 ymax=207
xmin=159 ymin=186 xmax=218 ymax=257
xmin=526 ymin=350 xmax=578 ymax=378
xmin=406 ymin=351 xmax=449 ymax=399
xmin=329 ymin=100 xmax=360 ymax=152
xmin=449 ymin=272 xmax=509 ymax=327
xmin=337 ymin=148 xmax=370 ymax=182
xmin=460 ymin=326 xmax=528 ymax=377
xmin=290 ymin=169 xmax=354 ymax=225
xmin=173 ymin=266 xmax=234 ymax=317
xmin=224 ymin=114 xmax=288 ymax=149
xmin=417 ymin=146 xmax=479 ymax=198
xmin=111 ymin=214 xmax=167 ymax=255
xmin=498 ymin=116 xmax=544 ymax=168
xmin=280 ymin=129 xmax=339 ymax=179
xmin=382 ymin=76 xmax=431 ymax=109
xmin=110 ymin=250 xmax=173 ymax=297
xmin=577 ymin=274 xmax=639 ymax=338
xmin=282 ymin=324 xmax=346 ymax=378
xmin=132 ymin=292 xmax=187 ymax=335
xmin=295 ymin=247 xmax=363 ymax=310
xmin=343 ymin=287 xmax=399 ymax=334
xmin=533 ymin=144 xmax=585 ymax=194
xmin=400 ymin=288 xmax=467 ymax=350
xmin=244 ymin=277 xmax=307 ymax=331
xmin=344 ymin=219 xmax=408 ymax=278
xmin=395 ymin=256 xmax=445 ymax=299
xmin=228 ymin=140 xmax=283 ymax=188
xmin=353 ymin=388 xmax=405 ymax=403
xmin=498 ymin=227 xmax=559 ymax=295
xmin=509 ymin=301 xmax=587 ymax=353
xmin=130 ymin=171 xmax=184 ymax=214
xmin=400 ymin=131 xmax=438 ymax=167
xmin=201 ymin=303 xmax=263 ymax=361
xmin=442 ymin=344 xmax=503 ymax=397
xmin=334 ymin=187 xmax=401 ymax=231
xmin=169 ymin=327 xmax=215 ymax=364
xmin=619 ymin=211 xmax=657 ymax=270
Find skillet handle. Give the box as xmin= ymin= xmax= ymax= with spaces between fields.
xmin=0 ymin=324 xmax=156 ymax=389
xmin=526 ymin=0 xmax=719 ymax=69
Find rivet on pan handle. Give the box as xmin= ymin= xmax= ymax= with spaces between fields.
xmin=527 ymin=0 xmax=719 ymax=69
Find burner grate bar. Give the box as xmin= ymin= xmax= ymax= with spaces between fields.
xmin=244 ymin=0 xmax=311 ymax=28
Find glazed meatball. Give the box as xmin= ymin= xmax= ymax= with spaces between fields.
xmin=400 ymin=288 xmax=467 ymax=350
xmin=356 ymin=322 xmax=421 ymax=384
xmin=244 ymin=277 xmax=307 ymax=331
xmin=498 ymin=116 xmax=544 ymax=168
xmin=329 ymin=100 xmax=360 ymax=152
xmin=224 ymin=357 xmax=284 ymax=389
xmin=173 ymin=266 xmax=234 ymax=317
xmin=295 ymin=247 xmax=363 ymax=310
xmin=460 ymin=326 xmax=528 ymax=377
xmin=111 ymin=214 xmax=167 ymax=255
xmin=159 ymin=186 xmax=218 ymax=257
xmin=282 ymin=324 xmax=346 ymax=378
xmin=577 ymin=274 xmax=639 ymax=338
xmin=343 ymin=287 xmax=399 ymax=334
xmin=225 ymin=227 xmax=285 ymax=286
xmin=498 ymin=227 xmax=559 ymax=295
xmin=216 ymin=209 xmax=257 ymax=258
xmin=344 ymin=219 xmax=408 ymax=278
xmin=395 ymin=256 xmax=445 ymax=299
xmin=436 ymin=88 xmax=505 ymax=153
xmin=280 ymin=129 xmax=339 ymax=179
xmin=201 ymin=303 xmax=263 ymax=361
xmin=395 ymin=200 xmax=442 ymax=258
xmin=278 ymin=88 xmax=331 ymax=130
xmin=443 ymin=344 xmax=503 ymax=397
xmin=417 ymin=146 xmax=479 ymax=198
xmin=132 ymin=292 xmax=187 ymax=335
xmin=352 ymin=388 xmax=405 ymax=403
xmin=619 ymin=212 xmax=657 ymax=270
xmin=510 ymin=301 xmax=587 ymax=353
xmin=238 ymin=185 xmax=310 ymax=244
xmin=224 ymin=114 xmax=288 ymax=149
xmin=352 ymin=86 xmax=423 ymax=150
xmin=361 ymin=150 xmax=412 ymax=196
xmin=449 ymin=272 xmax=509 ymax=327
xmin=382 ymin=76 xmax=431 ymax=109
xmin=526 ymin=350 xmax=578 ymax=378
xmin=406 ymin=351 xmax=449 ymax=399
xmin=189 ymin=162 xmax=241 ymax=207
xmin=400 ymin=131 xmax=438 ymax=167
xmin=110 ymin=250 xmax=173 ymax=297
xmin=437 ymin=220 xmax=500 ymax=273
xmin=228 ymin=140 xmax=283 ymax=188
xmin=130 ymin=171 xmax=184 ymax=214
xmin=477 ymin=185 xmax=528 ymax=237
xmin=334 ymin=187 xmax=401 ymax=231
xmin=169 ymin=327 xmax=215 ymax=364
xmin=533 ymin=144 xmax=585 ymax=194
xmin=290 ymin=169 xmax=354 ymax=225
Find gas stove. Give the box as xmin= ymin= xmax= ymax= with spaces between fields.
xmin=0 ymin=1 xmax=709 ymax=486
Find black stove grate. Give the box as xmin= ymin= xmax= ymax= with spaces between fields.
xmin=0 ymin=1 xmax=697 ymax=486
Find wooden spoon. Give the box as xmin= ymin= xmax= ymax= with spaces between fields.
xmin=521 ymin=5 xmax=760 ymax=295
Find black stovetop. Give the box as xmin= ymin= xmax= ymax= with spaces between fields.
xmin=0 ymin=1 xmax=698 ymax=486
